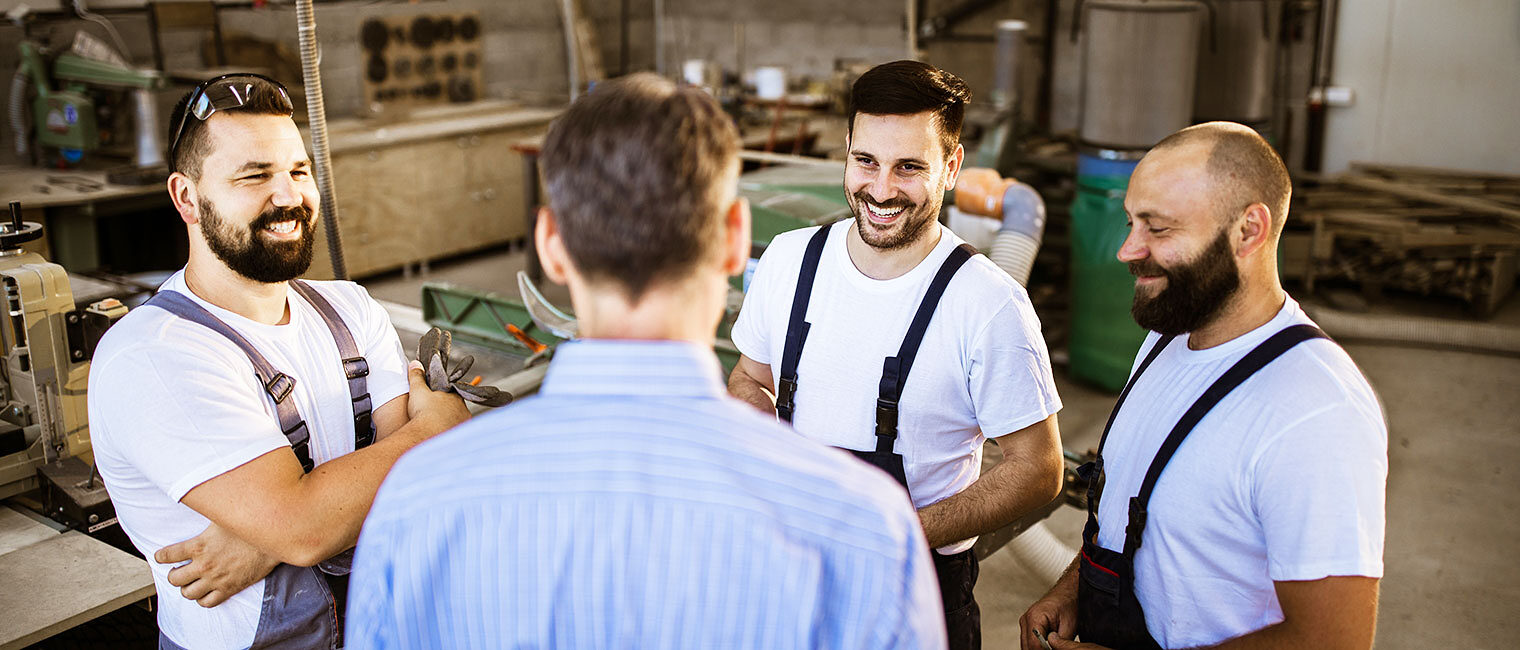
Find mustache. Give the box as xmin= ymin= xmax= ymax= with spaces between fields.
xmin=252 ymin=205 xmax=314 ymax=231
xmin=1128 ymin=259 xmax=1167 ymax=278
xmin=852 ymin=189 xmax=913 ymax=210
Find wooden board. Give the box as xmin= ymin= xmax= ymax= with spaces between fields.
xmin=0 ymin=507 xmax=155 ymax=649
xmin=1350 ymin=161 xmax=1520 ymax=183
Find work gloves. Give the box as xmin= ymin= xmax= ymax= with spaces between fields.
xmin=417 ymin=327 xmax=513 ymax=407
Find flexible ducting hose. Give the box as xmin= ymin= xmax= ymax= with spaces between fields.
xmin=1005 ymin=518 xmax=1076 ymax=585
xmin=1304 ymin=304 xmax=1520 ymax=357
xmin=9 ymin=66 xmax=28 ymax=157
xmin=987 ymin=181 xmax=1046 ymax=287
xmin=295 ymin=0 xmax=347 ymax=280
xmin=977 ymin=178 xmax=1083 ymax=577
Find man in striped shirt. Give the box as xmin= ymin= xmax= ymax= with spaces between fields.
xmin=346 ymin=73 xmax=946 ymax=649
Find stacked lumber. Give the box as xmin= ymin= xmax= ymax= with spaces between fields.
xmin=1292 ymin=163 xmax=1520 ymax=316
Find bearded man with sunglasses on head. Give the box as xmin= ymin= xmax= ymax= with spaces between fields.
xmin=87 ymin=74 xmax=470 ymax=649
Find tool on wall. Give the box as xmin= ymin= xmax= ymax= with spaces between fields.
xmin=359 ymin=11 xmax=484 ymax=111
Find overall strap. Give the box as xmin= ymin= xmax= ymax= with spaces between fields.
xmin=144 ymin=290 xmax=316 ymax=472
xmin=1120 ymin=324 xmax=1330 ymax=555
xmin=289 ymin=280 xmax=375 ymax=449
xmin=1085 ymin=333 xmax=1176 ymax=523
xmin=872 ymin=243 xmax=978 ymax=453
xmin=775 ymin=225 xmax=831 ymax=423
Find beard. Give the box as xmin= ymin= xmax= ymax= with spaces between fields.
xmin=848 ymin=186 xmax=941 ymax=251
xmin=199 ymin=198 xmax=316 ymax=284
xmin=1129 ymin=226 xmax=1242 ymax=336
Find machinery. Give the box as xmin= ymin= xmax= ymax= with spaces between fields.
xmin=419 ymin=166 xmax=852 ymax=376
xmin=0 ymin=201 xmax=127 ymax=530
xmin=13 ymin=33 xmax=166 ymax=172
xmin=1066 ymin=0 xmax=1205 ymax=391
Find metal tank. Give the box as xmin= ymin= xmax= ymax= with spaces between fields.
xmin=1193 ymin=0 xmax=1281 ymax=127
xmin=1079 ymin=0 xmax=1204 ymax=150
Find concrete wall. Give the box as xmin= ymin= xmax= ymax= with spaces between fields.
xmin=658 ymin=0 xmax=908 ymax=82
xmin=202 ymin=0 xmax=656 ymax=113
xmin=0 ymin=0 xmax=656 ymax=167
xmin=1322 ymin=0 xmax=1520 ymax=175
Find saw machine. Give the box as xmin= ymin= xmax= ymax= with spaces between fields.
xmin=0 ymin=201 xmax=126 ymax=531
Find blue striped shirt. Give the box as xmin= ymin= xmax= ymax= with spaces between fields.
xmin=347 ymin=339 xmax=946 ymax=649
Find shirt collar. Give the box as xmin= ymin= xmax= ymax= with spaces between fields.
xmin=539 ymin=339 xmax=729 ymax=399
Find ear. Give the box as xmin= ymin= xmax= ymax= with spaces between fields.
xmin=167 ymin=172 xmax=200 ymax=225
xmin=534 ymin=206 xmax=572 ymax=286
xmin=1234 ymin=202 xmax=1273 ymax=258
xmin=943 ymin=143 xmax=966 ymax=190
xmin=721 ymin=197 xmax=751 ymax=276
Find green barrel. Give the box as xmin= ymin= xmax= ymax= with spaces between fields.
xmin=1068 ymin=153 xmax=1148 ymax=392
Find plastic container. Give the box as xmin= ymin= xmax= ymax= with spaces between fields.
xmin=1068 ymin=152 xmax=1149 ymax=392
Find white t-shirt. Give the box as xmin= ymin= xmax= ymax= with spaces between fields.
xmin=1094 ymin=296 xmax=1387 ymax=648
xmin=732 ymin=220 xmax=1062 ymax=554
xmin=88 ymin=271 xmax=409 ymax=650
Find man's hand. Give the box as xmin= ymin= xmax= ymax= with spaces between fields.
xmin=1021 ymin=557 xmax=1080 ymax=650
xmin=403 ymin=359 xmax=470 ymax=432
xmin=177 ymin=363 xmax=481 ymax=567
xmin=1021 ymin=593 xmax=1079 ymax=650
xmin=155 ymin=522 xmax=280 ymax=608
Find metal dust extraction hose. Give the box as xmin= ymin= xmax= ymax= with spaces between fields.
xmin=295 ymin=0 xmax=348 ymax=279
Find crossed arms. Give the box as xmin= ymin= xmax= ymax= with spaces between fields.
xmin=157 ymin=363 xmax=468 ymax=606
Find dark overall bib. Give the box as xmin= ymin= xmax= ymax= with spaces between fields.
xmin=1075 ymin=324 xmax=1329 ymax=649
xmin=146 ymin=280 xmax=376 ymax=650
xmin=775 ymin=225 xmax=982 ymax=649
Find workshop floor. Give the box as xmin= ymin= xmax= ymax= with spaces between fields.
xmin=363 ymin=251 xmax=1520 ymax=650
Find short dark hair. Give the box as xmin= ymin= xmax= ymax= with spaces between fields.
xmin=167 ymin=78 xmax=292 ymax=178
xmin=847 ymin=60 xmax=971 ymax=158
xmin=1152 ymin=121 xmax=1293 ymax=233
xmin=540 ymin=73 xmax=740 ymax=300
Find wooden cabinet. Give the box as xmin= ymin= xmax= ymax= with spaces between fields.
xmin=305 ymin=105 xmax=558 ymax=280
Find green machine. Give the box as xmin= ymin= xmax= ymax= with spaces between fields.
xmin=420 ymin=165 xmax=849 ymax=375
xmin=16 ymin=40 xmax=165 ymax=167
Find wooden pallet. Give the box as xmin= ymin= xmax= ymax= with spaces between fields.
xmin=1293 ymin=164 xmax=1520 ymax=315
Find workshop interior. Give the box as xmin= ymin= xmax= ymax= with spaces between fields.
xmin=0 ymin=0 xmax=1516 ymax=647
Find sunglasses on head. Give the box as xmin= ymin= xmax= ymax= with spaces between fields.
xmin=168 ymin=73 xmax=294 ymax=173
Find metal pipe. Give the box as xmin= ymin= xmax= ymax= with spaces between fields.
xmin=560 ymin=0 xmax=581 ymax=101
xmin=295 ymin=0 xmax=348 ymax=279
xmin=993 ymin=20 xmax=1027 ymax=115
xmin=1312 ymin=0 xmax=1338 ymax=90
xmin=131 ymin=88 xmax=163 ymax=169
xmin=654 ymin=0 xmax=665 ymax=77
xmin=906 ymin=0 xmax=919 ymax=58
xmin=1304 ymin=0 xmax=1338 ymax=172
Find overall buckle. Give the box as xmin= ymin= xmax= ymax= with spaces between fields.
xmin=1124 ymin=497 xmax=1149 ymax=552
xmin=874 ymin=397 xmax=899 ymax=437
xmin=265 ymin=373 xmax=295 ymax=403
xmin=775 ymin=377 xmax=798 ymax=415
xmin=342 ymin=357 xmax=370 ymax=380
